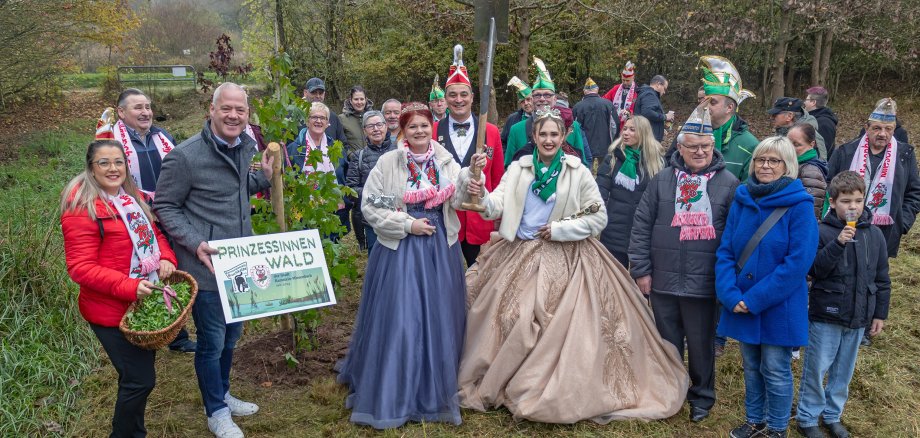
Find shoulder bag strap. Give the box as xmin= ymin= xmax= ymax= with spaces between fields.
xmin=736 ymin=206 xmax=790 ymax=273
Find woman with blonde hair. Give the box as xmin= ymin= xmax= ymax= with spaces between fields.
xmin=596 ymin=115 xmax=665 ymax=266
xmin=61 ymin=139 xmax=177 ymax=437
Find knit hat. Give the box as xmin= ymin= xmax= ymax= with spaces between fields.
xmin=699 ymin=55 xmax=755 ymax=104
xmin=584 ymin=77 xmax=599 ymax=92
xmin=445 ymin=45 xmax=472 ymax=90
xmin=429 ymin=74 xmax=445 ymax=101
xmin=621 ymin=61 xmax=636 ymax=79
xmin=95 ymin=107 xmax=116 ymax=140
xmin=869 ymin=97 xmax=897 ymax=123
xmin=507 ymin=76 xmax=532 ymax=101
xmin=680 ymin=102 xmax=714 ymax=137
xmin=531 ymin=57 xmax=555 ymax=91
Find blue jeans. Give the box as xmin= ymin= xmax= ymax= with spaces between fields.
xmin=364 ymin=225 xmax=378 ymax=254
xmin=795 ymin=322 xmax=864 ymax=427
xmin=740 ymin=342 xmax=794 ymax=431
xmin=192 ymin=290 xmax=243 ymax=416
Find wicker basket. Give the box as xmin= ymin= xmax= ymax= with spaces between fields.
xmin=119 ymin=270 xmax=199 ymax=350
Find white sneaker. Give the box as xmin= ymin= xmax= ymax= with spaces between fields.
xmin=207 ymin=408 xmax=244 ymax=438
xmin=225 ymin=393 xmax=259 ymax=416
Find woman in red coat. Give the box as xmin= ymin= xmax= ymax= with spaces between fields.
xmin=60 ymin=139 xmax=177 ymax=438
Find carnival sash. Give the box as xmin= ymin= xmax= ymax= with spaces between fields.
xmin=613 ymin=82 xmax=637 ymax=123
xmin=849 ymin=134 xmax=897 ymax=225
xmin=403 ymin=140 xmax=455 ymax=209
xmin=112 ymin=120 xmax=174 ymax=195
xmin=671 ymin=170 xmax=716 ymax=241
xmin=108 ymin=189 xmax=161 ymax=282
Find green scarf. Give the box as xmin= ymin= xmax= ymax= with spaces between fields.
xmin=797 ymin=148 xmax=818 ymax=164
xmin=614 ymin=146 xmax=642 ymax=191
xmin=531 ymin=147 xmax=563 ymax=202
xmin=712 ymin=114 xmax=736 ymax=152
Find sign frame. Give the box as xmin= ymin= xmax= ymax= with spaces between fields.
xmin=209 ymin=229 xmax=336 ymax=323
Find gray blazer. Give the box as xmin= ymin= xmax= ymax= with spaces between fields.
xmin=154 ymin=121 xmax=271 ymax=290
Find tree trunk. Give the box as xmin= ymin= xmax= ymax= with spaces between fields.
xmin=810 ymin=31 xmax=823 ymax=86
xmin=761 ymin=46 xmax=771 ymax=108
xmin=325 ymin=0 xmax=343 ymax=101
xmin=516 ymin=10 xmax=531 ymax=80
xmin=785 ymin=59 xmax=795 ymax=96
xmin=275 ymin=0 xmax=286 ymax=54
xmin=818 ymin=29 xmax=834 ymax=87
xmin=769 ymin=0 xmax=793 ymax=105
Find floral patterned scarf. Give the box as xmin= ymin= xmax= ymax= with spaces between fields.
xmin=403 ymin=140 xmax=456 ymax=209
xmin=849 ymin=133 xmax=897 ymax=225
xmin=108 ymin=189 xmax=161 ymax=281
xmin=671 ymin=170 xmax=716 ymax=241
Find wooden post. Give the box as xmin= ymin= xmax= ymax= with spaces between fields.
xmin=266 ymin=142 xmax=291 ymax=331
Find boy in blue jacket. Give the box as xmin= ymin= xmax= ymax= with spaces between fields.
xmin=795 ymin=171 xmax=890 ymax=438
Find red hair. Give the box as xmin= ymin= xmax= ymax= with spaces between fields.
xmin=398 ymin=102 xmax=434 ymax=132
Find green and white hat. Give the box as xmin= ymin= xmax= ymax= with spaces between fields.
xmin=507 ymin=76 xmax=532 ymax=101
xmin=429 ymin=74 xmax=445 ymax=101
xmin=699 ymin=55 xmax=755 ymax=104
xmin=531 ymin=57 xmax=555 ymax=92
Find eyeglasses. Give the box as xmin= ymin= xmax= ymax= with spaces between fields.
xmin=309 ymin=115 xmax=328 ymax=122
xmin=680 ymin=144 xmax=713 ymax=153
xmin=532 ymin=92 xmax=555 ymax=99
xmin=94 ymin=159 xmax=126 ymax=169
xmin=364 ymin=122 xmax=385 ymax=130
xmin=754 ymin=157 xmax=784 ymax=168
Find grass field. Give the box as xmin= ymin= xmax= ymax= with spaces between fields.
xmin=2 ymin=89 xmax=920 ymax=437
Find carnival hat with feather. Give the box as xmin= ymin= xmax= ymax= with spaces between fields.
xmin=445 ymin=45 xmax=472 ymax=90
xmin=698 ymin=55 xmax=755 ymax=104
xmin=507 ymin=76 xmax=532 ymax=101
xmin=621 ymin=61 xmax=636 ymax=79
xmin=429 ymin=74 xmax=445 ymax=101
xmin=531 ymin=57 xmax=555 ymax=92
xmin=680 ymin=101 xmax=714 ymax=138
xmin=869 ymin=97 xmax=897 ymax=123
xmin=95 ymin=107 xmax=116 ymax=140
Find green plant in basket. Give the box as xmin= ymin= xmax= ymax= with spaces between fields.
xmin=126 ymin=282 xmax=192 ymax=332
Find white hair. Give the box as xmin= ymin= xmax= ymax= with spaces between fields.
xmin=309 ymin=102 xmax=331 ymax=118
xmin=212 ymin=82 xmax=249 ymax=106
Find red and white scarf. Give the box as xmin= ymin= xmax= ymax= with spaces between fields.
xmin=108 ymin=189 xmax=161 ymax=282
xmin=671 ymin=170 xmax=716 ymax=241
xmin=301 ymin=133 xmax=335 ymax=174
xmin=612 ymin=82 xmax=637 ymax=123
xmin=112 ymin=119 xmax=174 ymax=195
xmin=849 ymin=134 xmax=897 ymax=225
xmin=403 ymin=140 xmax=455 ymax=209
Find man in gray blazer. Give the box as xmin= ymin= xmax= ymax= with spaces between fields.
xmin=155 ymin=83 xmax=273 ymax=438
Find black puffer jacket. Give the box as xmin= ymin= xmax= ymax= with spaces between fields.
xmin=345 ymin=138 xmax=395 ymax=224
xmin=827 ymin=138 xmax=920 ymax=257
xmin=810 ymin=209 xmax=890 ymax=329
xmin=629 ymin=150 xmax=740 ymax=298
xmin=596 ymin=148 xmax=659 ymax=262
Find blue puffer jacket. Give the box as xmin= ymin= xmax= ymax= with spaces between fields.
xmin=715 ymin=179 xmax=818 ymax=347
